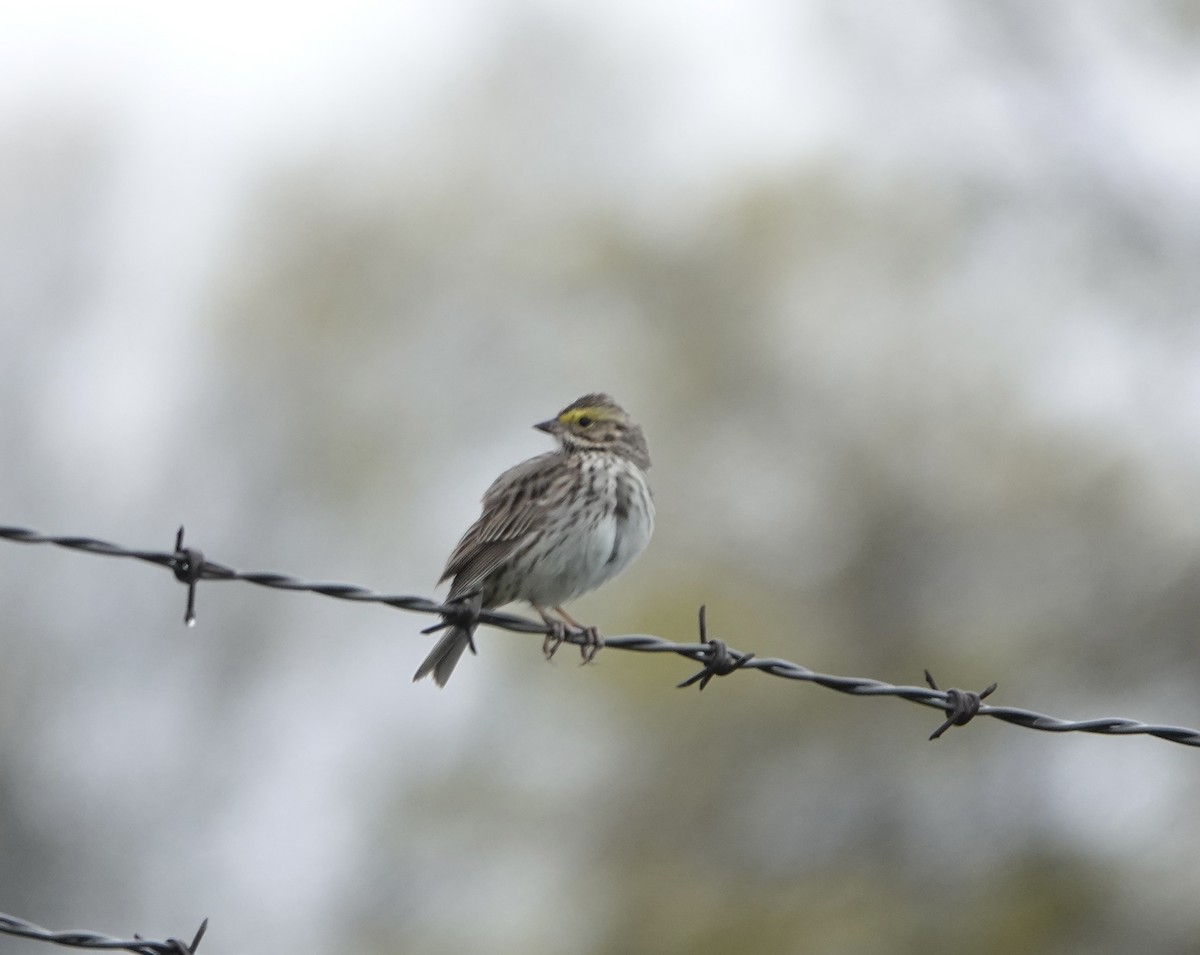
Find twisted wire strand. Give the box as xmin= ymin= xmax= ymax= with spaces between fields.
xmin=2 ymin=523 xmax=1198 ymax=748
xmin=0 ymin=912 xmax=206 ymax=954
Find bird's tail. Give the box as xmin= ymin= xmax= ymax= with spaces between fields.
xmin=414 ymin=589 xmax=483 ymax=687
xmin=412 ymin=624 xmax=475 ymax=687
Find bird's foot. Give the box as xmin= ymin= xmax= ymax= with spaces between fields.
xmin=577 ymin=626 xmax=605 ymax=665
xmin=542 ymin=619 xmax=567 ymax=660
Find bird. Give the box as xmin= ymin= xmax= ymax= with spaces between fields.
xmin=413 ymin=393 xmax=654 ymax=687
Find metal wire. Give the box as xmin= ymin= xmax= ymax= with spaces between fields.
xmin=2 ymin=522 xmax=1199 ymax=748
xmin=0 ymin=912 xmax=206 ymax=954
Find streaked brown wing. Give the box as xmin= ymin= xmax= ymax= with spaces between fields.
xmin=438 ymin=452 xmax=565 ymax=596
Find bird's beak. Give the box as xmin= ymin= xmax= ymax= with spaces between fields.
xmin=533 ymin=418 xmax=560 ymax=435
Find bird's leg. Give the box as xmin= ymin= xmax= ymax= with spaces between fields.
xmin=554 ymin=605 xmax=604 ymax=664
xmin=535 ymin=604 xmax=567 ymax=660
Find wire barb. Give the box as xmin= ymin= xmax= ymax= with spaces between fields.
xmin=0 ymin=911 xmax=207 ymax=954
xmin=172 ymin=525 xmax=204 ymax=627
xmin=677 ymin=605 xmax=756 ymax=690
xmin=924 ymin=670 xmax=999 ymax=740
xmin=3 ymin=522 xmax=1200 ymax=748
xmin=420 ymin=589 xmax=483 ymax=655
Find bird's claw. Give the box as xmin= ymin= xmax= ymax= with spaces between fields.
xmin=578 ymin=626 xmax=604 ymax=665
xmin=542 ymin=620 xmax=567 ymax=660
xmin=542 ymin=621 xmax=604 ymax=664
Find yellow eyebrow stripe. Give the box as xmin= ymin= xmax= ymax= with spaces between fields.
xmin=560 ymin=407 xmax=605 ymax=424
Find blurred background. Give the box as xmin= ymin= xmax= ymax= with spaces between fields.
xmin=3 ymin=1 xmax=1200 ymax=953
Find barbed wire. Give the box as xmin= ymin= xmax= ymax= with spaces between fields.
xmin=2 ymin=523 xmax=1199 ymax=748
xmin=0 ymin=911 xmax=206 ymax=954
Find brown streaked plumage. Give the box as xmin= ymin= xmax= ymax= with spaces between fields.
xmin=414 ymin=394 xmax=654 ymax=686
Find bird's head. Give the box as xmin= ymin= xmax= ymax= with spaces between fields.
xmin=534 ymin=393 xmax=651 ymax=469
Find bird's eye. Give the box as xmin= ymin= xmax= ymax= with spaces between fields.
xmin=577 ymin=416 xmax=593 ymax=428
